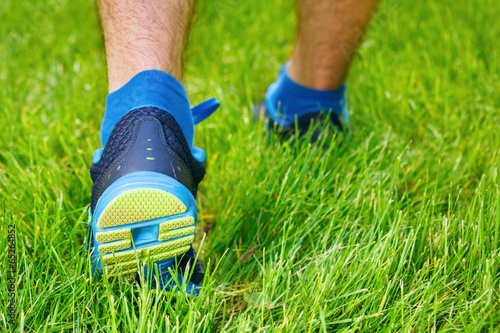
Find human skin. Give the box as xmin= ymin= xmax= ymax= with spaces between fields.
xmin=288 ymin=0 xmax=380 ymax=90
xmin=98 ymin=0 xmax=195 ymax=93
xmin=98 ymin=0 xmax=379 ymax=92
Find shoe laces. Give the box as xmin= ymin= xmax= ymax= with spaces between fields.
xmin=192 ymin=97 xmax=220 ymax=125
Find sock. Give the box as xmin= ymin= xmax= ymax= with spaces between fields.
xmin=264 ymin=62 xmax=349 ymax=127
xmin=100 ymin=70 xmax=194 ymax=148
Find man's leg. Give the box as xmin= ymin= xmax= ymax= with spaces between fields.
xmin=264 ymin=0 xmax=380 ymax=136
xmin=99 ymin=0 xmax=194 ymax=92
xmin=89 ymin=0 xmax=210 ymax=293
xmin=98 ymin=0 xmax=197 ymax=147
xmin=289 ymin=0 xmax=380 ymax=91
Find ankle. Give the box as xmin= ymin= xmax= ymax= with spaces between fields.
xmin=265 ymin=62 xmax=349 ymax=127
xmin=288 ymin=56 xmax=347 ymax=90
xmin=100 ymin=70 xmax=194 ymax=147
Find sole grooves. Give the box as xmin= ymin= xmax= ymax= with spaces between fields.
xmin=96 ymin=229 xmax=132 ymax=243
xmin=147 ymin=235 xmax=194 ymax=255
xmin=105 ymin=268 xmax=138 ymax=278
xmin=95 ymin=187 xmax=196 ymax=280
xmin=98 ymin=239 xmax=131 ymax=253
xmin=104 ymin=245 xmax=191 ymax=277
xmin=101 ymin=236 xmax=194 ymax=265
xmin=159 ymin=226 xmax=196 ymax=242
xmin=159 ymin=216 xmax=195 ymax=233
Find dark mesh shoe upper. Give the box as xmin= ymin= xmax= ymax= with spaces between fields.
xmin=90 ymin=107 xmax=206 ymax=213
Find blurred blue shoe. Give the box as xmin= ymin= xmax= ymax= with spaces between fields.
xmin=256 ymin=62 xmax=349 ymax=143
xmin=86 ymin=98 xmax=218 ymax=295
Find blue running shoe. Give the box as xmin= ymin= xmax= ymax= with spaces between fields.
xmin=255 ymin=63 xmax=348 ymax=143
xmin=256 ymin=103 xmax=344 ymax=143
xmin=87 ymin=98 xmax=219 ymax=295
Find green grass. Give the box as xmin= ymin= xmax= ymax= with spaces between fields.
xmin=1 ymin=0 xmax=500 ymax=331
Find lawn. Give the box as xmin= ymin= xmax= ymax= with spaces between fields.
xmin=1 ymin=0 xmax=499 ymax=331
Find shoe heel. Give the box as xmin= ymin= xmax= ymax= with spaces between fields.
xmin=91 ymin=171 xmax=197 ymax=279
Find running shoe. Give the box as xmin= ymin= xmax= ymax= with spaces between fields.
xmin=86 ymin=98 xmax=219 ymax=295
xmin=255 ymin=64 xmax=349 ymax=143
xmin=255 ymin=103 xmax=344 ymax=143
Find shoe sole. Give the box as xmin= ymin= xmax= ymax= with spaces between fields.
xmin=90 ymin=171 xmax=197 ymax=282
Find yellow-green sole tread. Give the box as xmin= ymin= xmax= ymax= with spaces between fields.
xmin=98 ymin=239 xmax=131 ymax=253
xmin=104 ymin=245 xmax=191 ymax=277
xmin=148 ymin=235 xmax=194 ymax=255
xmin=101 ymin=235 xmax=194 ymax=265
xmin=159 ymin=216 xmax=195 ymax=233
xmin=105 ymin=266 xmax=138 ymax=277
xmin=159 ymin=226 xmax=195 ymax=242
xmin=105 ymin=259 xmax=138 ymax=273
xmin=148 ymin=244 xmax=190 ymax=262
xmin=97 ymin=188 xmax=187 ymax=228
xmin=96 ymin=228 xmax=131 ymax=243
